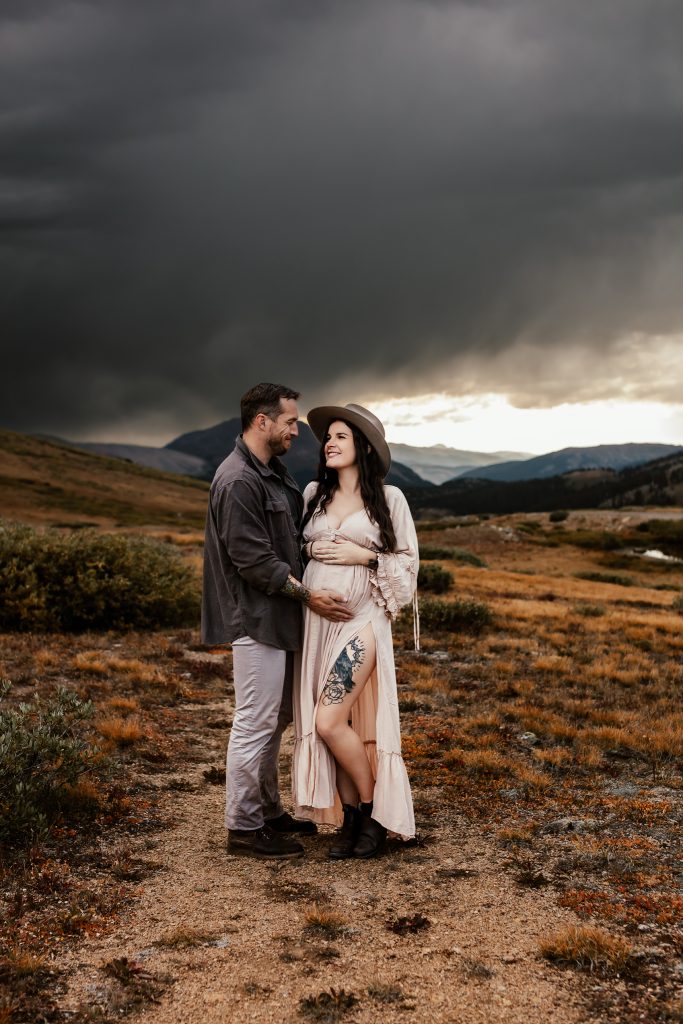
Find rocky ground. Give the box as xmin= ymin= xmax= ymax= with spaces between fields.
xmin=56 ymin=685 xmax=588 ymax=1024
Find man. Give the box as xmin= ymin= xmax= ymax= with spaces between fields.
xmin=202 ymin=382 xmax=352 ymax=859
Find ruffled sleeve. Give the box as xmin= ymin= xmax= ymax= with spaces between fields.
xmin=369 ymin=486 xmax=419 ymax=619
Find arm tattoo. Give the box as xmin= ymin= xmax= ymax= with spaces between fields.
xmin=321 ymin=637 xmax=365 ymax=705
xmin=280 ymin=574 xmax=312 ymax=605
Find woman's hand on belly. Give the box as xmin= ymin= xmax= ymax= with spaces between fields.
xmin=313 ymin=538 xmax=373 ymax=566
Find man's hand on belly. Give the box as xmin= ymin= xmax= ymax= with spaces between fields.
xmin=279 ymin=575 xmax=353 ymax=623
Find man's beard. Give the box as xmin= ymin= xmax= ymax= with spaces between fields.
xmin=267 ymin=435 xmax=289 ymax=458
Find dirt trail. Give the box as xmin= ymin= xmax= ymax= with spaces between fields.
xmin=60 ymin=693 xmax=593 ymax=1024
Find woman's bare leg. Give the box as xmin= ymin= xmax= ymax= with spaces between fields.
xmin=335 ymin=763 xmax=359 ymax=807
xmin=315 ymin=624 xmax=377 ymax=803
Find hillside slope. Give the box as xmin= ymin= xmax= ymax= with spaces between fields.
xmin=0 ymin=431 xmax=209 ymax=529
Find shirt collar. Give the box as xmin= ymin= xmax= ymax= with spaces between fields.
xmin=235 ymin=434 xmax=291 ymax=483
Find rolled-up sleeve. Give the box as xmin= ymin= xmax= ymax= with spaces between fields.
xmin=214 ymin=478 xmax=291 ymax=595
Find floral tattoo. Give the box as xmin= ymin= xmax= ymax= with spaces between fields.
xmin=280 ymin=575 xmax=311 ymax=604
xmin=321 ymin=637 xmax=366 ymax=705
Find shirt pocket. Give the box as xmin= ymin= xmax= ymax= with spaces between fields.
xmin=265 ymin=497 xmax=291 ymax=538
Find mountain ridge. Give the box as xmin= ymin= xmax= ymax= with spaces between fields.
xmin=408 ymin=449 xmax=683 ymax=517
xmin=458 ymin=442 xmax=683 ymax=483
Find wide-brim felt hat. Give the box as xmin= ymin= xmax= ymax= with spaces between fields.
xmin=306 ymin=403 xmax=392 ymax=478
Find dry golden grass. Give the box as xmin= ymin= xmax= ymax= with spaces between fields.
xmin=105 ymin=697 xmax=139 ymax=713
xmin=303 ymin=904 xmax=347 ymax=936
xmin=532 ymin=655 xmax=574 ymax=674
xmin=532 ymin=747 xmax=573 ymax=767
xmin=73 ymin=652 xmax=164 ymax=685
xmin=95 ymin=716 xmax=145 ymax=746
xmin=540 ymin=925 xmax=633 ymax=975
xmin=157 ymin=926 xmax=220 ymax=948
xmin=498 ymin=826 xmax=536 ymax=846
xmin=0 ymin=948 xmax=46 ymax=976
xmin=153 ymin=531 xmax=205 ymax=546
xmin=33 ymin=648 xmax=61 ymax=671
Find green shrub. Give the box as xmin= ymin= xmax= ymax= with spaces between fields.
xmin=517 ymin=521 xmax=543 ymax=534
xmin=635 ymin=519 xmax=683 ymax=549
xmin=419 ymin=544 xmax=453 ymax=560
xmin=418 ymin=564 xmax=453 ymax=594
xmin=575 ymin=571 xmax=635 ymax=588
xmin=0 ymin=523 xmax=200 ymax=631
xmin=559 ymin=530 xmax=621 ymax=551
xmin=573 ymin=603 xmax=606 ymax=617
xmin=0 ymin=682 xmax=107 ymax=847
xmin=419 ymin=544 xmax=487 ymax=567
xmin=419 ymin=597 xmax=492 ymax=634
xmin=549 ymin=510 xmax=569 ymax=523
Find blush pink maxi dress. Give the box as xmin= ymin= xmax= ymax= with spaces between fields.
xmin=292 ymin=483 xmax=419 ymax=839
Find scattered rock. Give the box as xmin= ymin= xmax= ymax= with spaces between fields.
xmin=541 ymin=817 xmax=599 ymax=834
xmin=602 ymin=781 xmax=640 ymax=797
xmin=386 ymin=913 xmax=431 ymax=935
xmin=518 ymin=732 xmax=540 ymax=745
xmin=434 ymin=867 xmax=479 ymax=879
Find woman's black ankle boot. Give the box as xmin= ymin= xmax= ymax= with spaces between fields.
xmin=352 ymin=801 xmax=387 ymax=859
xmin=328 ymin=804 xmax=361 ymax=860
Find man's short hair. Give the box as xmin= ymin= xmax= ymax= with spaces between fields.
xmin=240 ymin=383 xmax=301 ymax=431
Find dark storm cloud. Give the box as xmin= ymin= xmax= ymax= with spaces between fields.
xmin=3 ymin=0 xmax=683 ymax=439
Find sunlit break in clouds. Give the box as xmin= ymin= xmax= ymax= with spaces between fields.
xmin=370 ymin=395 xmax=683 ymax=455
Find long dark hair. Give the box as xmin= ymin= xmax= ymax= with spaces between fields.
xmin=302 ymin=419 xmax=397 ymax=552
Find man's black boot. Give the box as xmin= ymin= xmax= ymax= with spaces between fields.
xmin=227 ymin=824 xmax=304 ymax=859
xmin=328 ymin=804 xmax=361 ymax=860
xmin=265 ymin=811 xmax=318 ymax=835
xmin=352 ymin=801 xmax=387 ymax=859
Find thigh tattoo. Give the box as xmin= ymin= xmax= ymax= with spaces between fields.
xmin=321 ymin=637 xmax=366 ymax=706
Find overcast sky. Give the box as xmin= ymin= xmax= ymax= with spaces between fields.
xmin=2 ymin=1 xmax=683 ymax=449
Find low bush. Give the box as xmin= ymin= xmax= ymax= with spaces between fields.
xmin=634 ymin=519 xmax=683 ymax=550
xmin=418 ymin=564 xmax=453 ymax=594
xmin=548 ymin=510 xmax=569 ymax=523
xmin=0 ymin=522 xmax=200 ymax=631
xmin=673 ymin=594 xmax=683 ymax=613
xmin=559 ymin=530 xmax=621 ymax=551
xmin=419 ymin=544 xmax=487 ymax=567
xmin=0 ymin=682 xmax=108 ymax=847
xmin=575 ymin=571 xmax=635 ymax=587
xmin=517 ymin=521 xmax=543 ymax=534
xmin=573 ymin=603 xmax=606 ymax=617
xmin=419 ymin=597 xmax=492 ymax=634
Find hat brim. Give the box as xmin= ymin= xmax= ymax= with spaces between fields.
xmin=307 ymin=406 xmax=391 ymax=478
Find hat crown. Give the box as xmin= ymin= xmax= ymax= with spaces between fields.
xmin=341 ymin=404 xmax=385 ymax=439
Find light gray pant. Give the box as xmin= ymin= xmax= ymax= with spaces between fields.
xmin=226 ymin=636 xmax=293 ymax=831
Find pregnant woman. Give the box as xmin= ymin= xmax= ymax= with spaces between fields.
xmin=292 ymin=403 xmax=418 ymax=858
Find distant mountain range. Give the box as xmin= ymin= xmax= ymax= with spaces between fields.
xmin=407 ymin=450 xmax=683 ymax=516
xmin=166 ymin=419 xmax=426 ymax=490
xmin=66 ymin=425 xmax=683 ymax=498
xmin=458 ymin=443 xmax=683 ymax=482
xmin=4 ymin=427 xmax=682 ymax=525
xmin=388 ymin=443 xmax=530 ymax=484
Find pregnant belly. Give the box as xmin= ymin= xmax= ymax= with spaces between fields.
xmin=303 ymin=560 xmax=371 ymax=615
